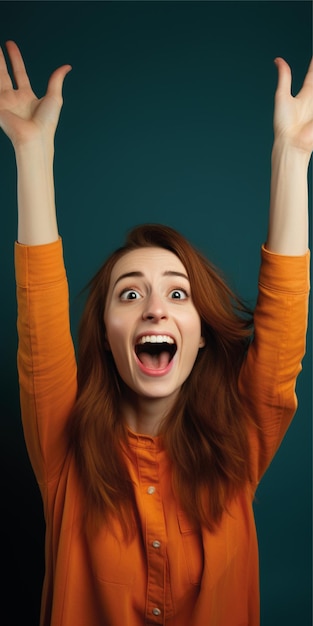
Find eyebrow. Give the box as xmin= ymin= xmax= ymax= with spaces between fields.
xmin=113 ymin=270 xmax=189 ymax=289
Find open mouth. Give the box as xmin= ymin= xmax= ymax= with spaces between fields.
xmin=135 ymin=335 xmax=177 ymax=371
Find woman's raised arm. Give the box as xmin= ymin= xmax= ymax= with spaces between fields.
xmin=266 ymin=57 xmax=313 ymax=255
xmin=0 ymin=41 xmax=71 ymax=244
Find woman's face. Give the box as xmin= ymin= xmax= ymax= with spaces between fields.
xmin=104 ymin=247 xmax=205 ymax=403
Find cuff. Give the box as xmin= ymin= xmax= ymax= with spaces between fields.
xmin=15 ymin=238 xmax=66 ymax=287
xmin=259 ymin=244 xmax=310 ymax=294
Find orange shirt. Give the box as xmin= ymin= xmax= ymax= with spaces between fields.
xmin=15 ymin=240 xmax=310 ymax=626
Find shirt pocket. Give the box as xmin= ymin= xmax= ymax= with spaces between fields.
xmin=177 ymin=510 xmax=204 ymax=586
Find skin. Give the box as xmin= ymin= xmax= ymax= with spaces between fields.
xmin=0 ymin=41 xmax=71 ymax=244
xmin=104 ymin=247 xmax=205 ymax=435
xmin=0 ymin=42 xmax=312 ymax=434
xmin=0 ymin=43 xmax=311 ymax=253
xmin=266 ymin=57 xmax=312 ymax=255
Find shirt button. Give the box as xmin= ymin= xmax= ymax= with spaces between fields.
xmin=152 ymin=540 xmax=161 ymax=548
xmin=152 ymin=608 xmax=161 ymax=616
xmin=147 ymin=486 xmax=156 ymax=494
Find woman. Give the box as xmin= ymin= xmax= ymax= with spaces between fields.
xmin=0 ymin=41 xmax=311 ymax=626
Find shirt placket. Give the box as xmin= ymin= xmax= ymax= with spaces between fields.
xmin=136 ymin=439 xmax=167 ymax=625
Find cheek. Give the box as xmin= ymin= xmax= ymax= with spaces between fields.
xmin=104 ymin=314 xmax=121 ymax=350
xmin=189 ymin=321 xmax=204 ymax=358
xmin=104 ymin=313 xmax=131 ymax=362
xmin=183 ymin=311 xmax=202 ymax=340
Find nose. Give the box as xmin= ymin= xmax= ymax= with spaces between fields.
xmin=142 ymin=292 xmax=168 ymax=321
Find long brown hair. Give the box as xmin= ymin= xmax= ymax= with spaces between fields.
xmin=70 ymin=224 xmax=254 ymax=534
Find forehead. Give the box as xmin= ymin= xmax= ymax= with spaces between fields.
xmin=110 ymin=247 xmax=188 ymax=284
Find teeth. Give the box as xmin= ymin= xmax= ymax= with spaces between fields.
xmin=137 ymin=335 xmax=175 ymax=345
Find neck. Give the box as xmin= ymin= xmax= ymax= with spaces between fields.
xmin=120 ymin=388 xmax=179 ymax=436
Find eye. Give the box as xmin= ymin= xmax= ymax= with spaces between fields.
xmin=120 ymin=289 xmax=141 ymax=301
xmin=169 ymin=289 xmax=188 ymax=300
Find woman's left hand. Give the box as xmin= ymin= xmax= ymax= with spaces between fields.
xmin=273 ymin=57 xmax=313 ymax=157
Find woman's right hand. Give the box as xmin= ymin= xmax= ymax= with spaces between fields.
xmin=0 ymin=41 xmax=71 ymax=148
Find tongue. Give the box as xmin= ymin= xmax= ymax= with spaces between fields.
xmin=139 ymin=350 xmax=171 ymax=370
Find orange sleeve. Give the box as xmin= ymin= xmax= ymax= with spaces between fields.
xmin=239 ymin=246 xmax=310 ymax=489
xmin=15 ymin=239 xmax=77 ymax=494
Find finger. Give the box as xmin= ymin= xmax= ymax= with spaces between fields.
xmin=5 ymin=40 xmax=31 ymax=89
xmin=46 ymin=64 xmax=72 ymax=102
xmin=0 ymin=46 xmax=13 ymax=90
xmin=274 ymin=57 xmax=292 ymax=96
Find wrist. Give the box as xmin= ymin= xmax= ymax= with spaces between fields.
xmin=272 ymin=137 xmax=312 ymax=168
xmin=267 ymin=139 xmax=309 ymax=256
xmin=15 ymin=134 xmax=59 ymax=246
xmin=14 ymin=134 xmax=55 ymax=163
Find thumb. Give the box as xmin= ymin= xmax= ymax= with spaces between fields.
xmin=274 ymin=57 xmax=292 ymax=96
xmin=46 ymin=64 xmax=72 ymax=102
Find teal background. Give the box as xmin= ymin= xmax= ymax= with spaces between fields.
xmin=0 ymin=1 xmax=311 ymax=624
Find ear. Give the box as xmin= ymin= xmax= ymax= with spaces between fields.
xmin=199 ymin=336 xmax=205 ymax=348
